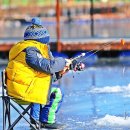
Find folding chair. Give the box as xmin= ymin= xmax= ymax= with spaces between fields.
xmin=1 ymin=69 xmax=41 ymax=130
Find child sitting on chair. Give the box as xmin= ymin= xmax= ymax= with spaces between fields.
xmin=6 ymin=17 xmax=85 ymax=129
xmin=5 ymin=17 xmax=73 ymax=129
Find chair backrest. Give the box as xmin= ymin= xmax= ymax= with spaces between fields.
xmin=1 ymin=69 xmax=7 ymax=96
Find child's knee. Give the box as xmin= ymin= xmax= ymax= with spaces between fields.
xmin=51 ymin=87 xmax=63 ymax=102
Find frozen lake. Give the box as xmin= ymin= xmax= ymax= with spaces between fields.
xmin=1 ymin=59 xmax=130 ymax=130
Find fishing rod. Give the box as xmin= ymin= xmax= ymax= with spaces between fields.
xmin=78 ymin=39 xmax=125 ymax=63
xmin=68 ymin=39 xmax=125 ymax=72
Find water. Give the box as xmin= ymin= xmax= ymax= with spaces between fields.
xmin=1 ymin=18 xmax=130 ymax=39
xmin=1 ymin=59 xmax=130 ymax=130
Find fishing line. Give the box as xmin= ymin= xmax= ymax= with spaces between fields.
xmin=70 ymin=39 xmax=124 ymax=76
xmin=79 ymin=39 xmax=124 ymax=63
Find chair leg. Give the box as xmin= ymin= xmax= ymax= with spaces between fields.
xmin=5 ymin=98 xmax=11 ymax=127
xmin=2 ymin=97 xmax=6 ymax=130
xmin=2 ymin=97 xmax=12 ymax=130
xmin=18 ymin=104 xmax=41 ymax=129
xmin=3 ymin=97 xmax=40 ymax=130
xmin=4 ymin=100 xmax=38 ymax=130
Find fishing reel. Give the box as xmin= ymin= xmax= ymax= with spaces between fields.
xmin=69 ymin=53 xmax=86 ymax=71
xmin=74 ymin=62 xmax=85 ymax=71
xmin=70 ymin=60 xmax=85 ymax=71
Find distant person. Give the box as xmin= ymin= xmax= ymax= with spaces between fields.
xmin=67 ymin=9 xmax=73 ymax=22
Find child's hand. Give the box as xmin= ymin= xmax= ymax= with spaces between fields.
xmin=65 ymin=59 xmax=72 ymax=67
xmin=59 ymin=66 xmax=70 ymax=76
xmin=59 ymin=59 xmax=72 ymax=76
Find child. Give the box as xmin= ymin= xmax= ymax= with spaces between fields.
xmin=6 ymin=17 xmax=72 ymax=129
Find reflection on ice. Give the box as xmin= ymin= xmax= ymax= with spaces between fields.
xmin=89 ymin=84 xmax=130 ymax=94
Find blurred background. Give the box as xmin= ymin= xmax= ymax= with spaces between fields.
xmin=0 ymin=0 xmax=130 ymax=37
xmin=1 ymin=0 xmax=130 ymax=58
xmin=1 ymin=0 xmax=130 ymax=130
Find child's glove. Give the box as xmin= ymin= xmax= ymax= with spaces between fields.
xmin=69 ymin=59 xmax=78 ymax=70
xmin=65 ymin=59 xmax=72 ymax=67
xmin=59 ymin=59 xmax=72 ymax=76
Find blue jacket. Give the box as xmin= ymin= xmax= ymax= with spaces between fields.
xmin=25 ymin=46 xmax=66 ymax=82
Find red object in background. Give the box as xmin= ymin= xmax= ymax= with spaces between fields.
xmin=121 ymin=39 xmax=125 ymax=45
xmin=56 ymin=0 xmax=61 ymax=52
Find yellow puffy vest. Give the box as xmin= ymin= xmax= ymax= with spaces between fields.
xmin=6 ymin=40 xmax=52 ymax=104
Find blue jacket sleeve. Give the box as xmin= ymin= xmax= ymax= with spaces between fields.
xmin=25 ymin=47 xmax=66 ymax=74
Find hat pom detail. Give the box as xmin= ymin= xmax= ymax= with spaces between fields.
xmin=31 ymin=17 xmax=42 ymax=26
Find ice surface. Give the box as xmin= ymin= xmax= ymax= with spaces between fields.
xmin=1 ymin=66 xmax=130 ymax=129
xmin=93 ymin=114 xmax=130 ymax=127
xmin=89 ymin=84 xmax=130 ymax=94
